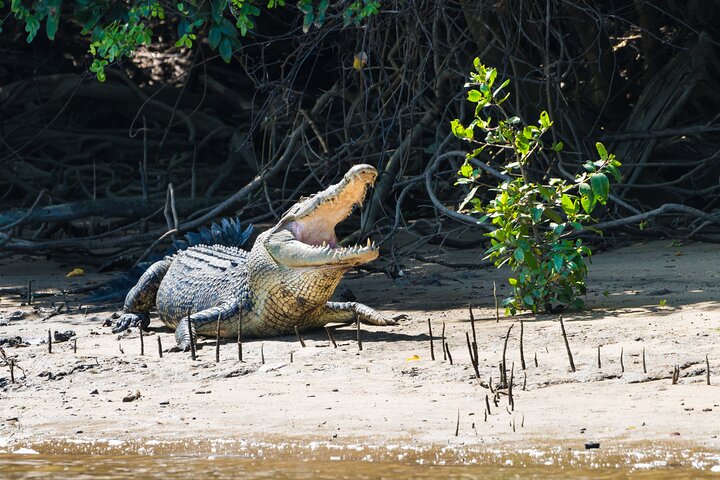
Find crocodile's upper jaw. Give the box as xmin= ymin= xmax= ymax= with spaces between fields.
xmin=264 ymin=164 xmax=379 ymax=268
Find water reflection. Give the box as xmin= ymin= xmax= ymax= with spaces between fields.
xmin=2 ymin=438 xmax=719 ymax=479
xmin=2 ymin=454 xmax=717 ymax=480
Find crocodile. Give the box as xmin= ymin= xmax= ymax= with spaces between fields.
xmin=113 ymin=164 xmax=396 ymax=349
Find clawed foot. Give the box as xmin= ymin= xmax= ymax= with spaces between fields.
xmin=111 ymin=313 xmax=148 ymax=334
xmin=358 ymin=312 xmax=408 ymax=326
xmin=168 ymin=343 xmax=191 ymax=353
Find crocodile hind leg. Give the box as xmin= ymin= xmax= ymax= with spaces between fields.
xmin=112 ymin=258 xmax=172 ymax=334
xmin=172 ymin=302 xmax=240 ymax=351
xmin=317 ymin=301 xmax=399 ymax=327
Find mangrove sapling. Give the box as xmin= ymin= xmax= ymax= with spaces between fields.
xmin=452 ymin=59 xmax=622 ymax=315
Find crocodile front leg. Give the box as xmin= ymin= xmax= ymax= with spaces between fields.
xmin=318 ymin=301 xmax=398 ymax=326
xmin=113 ymin=258 xmax=172 ymax=334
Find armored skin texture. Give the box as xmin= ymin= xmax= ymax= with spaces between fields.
xmin=113 ymin=165 xmax=396 ymax=349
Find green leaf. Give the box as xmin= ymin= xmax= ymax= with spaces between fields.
xmin=539 ymin=111 xmax=551 ymax=129
xmin=492 ymin=78 xmax=510 ymax=98
xmin=218 ymin=37 xmax=232 ymax=63
xmin=514 ymin=248 xmax=525 ymax=262
xmin=606 ymin=164 xmax=622 ymax=182
xmin=580 ymin=193 xmax=596 ymax=214
xmin=543 ymin=208 xmax=563 ymax=223
xmin=303 ymin=12 xmax=315 ymax=32
xmin=595 ymin=142 xmax=608 ymax=160
xmin=508 ymin=277 xmax=518 ymax=286
xmin=459 ymin=185 xmax=479 ymax=212
xmin=486 ymin=67 xmax=497 ymax=86
xmin=467 ymin=90 xmax=482 ymax=102
xmin=459 ymin=162 xmax=473 ymax=178
xmin=561 ymin=194 xmax=577 ymax=215
xmin=531 ymin=207 xmax=543 ymax=223
xmin=208 ymin=25 xmax=221 ymax=49
xmin=578 ymin=182 xmax=595 ymax=214
xmin=589 ymin=173 xmax=609 ymax=204
xmin=552 ymin=141 xmax=564 ymax=152
xmin=451 ymin=119 xmax=466 ymax=139
xmin=45 ymin=1 xmax=60 ymax=40
xmin=552 ymin=254 xmax=563 ymax=272
xmin=578 ymin=182 xmax=591 ymax=197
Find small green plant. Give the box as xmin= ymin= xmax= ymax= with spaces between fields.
xmin=452 ymin=59 xmax=621 ymax=315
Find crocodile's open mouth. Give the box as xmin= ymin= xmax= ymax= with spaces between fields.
xmin=269 ymin=164 xmax=380 ymax=267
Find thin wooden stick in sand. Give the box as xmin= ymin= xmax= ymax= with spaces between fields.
xmin=215 ymin=312 xmax=221 ymax=363
xmin=501 ymin=324 xmax=514 ymax=387
xmin=9 ymin=360 xmax=14 ymax=383
xmin=597 ymin=346 xmax=602 ymax=368
xmin=47 ymin=329 xmax=52 ymax=354
xmin=455 ymin=409 xmax=460 ymax=437
xmin=519 ymin=320 xmax=526 ymax=370
xmin=237 ymin=310 xmax=243 ymax=362
xmin=642 ymin=347 xmax=647 ymax=374
xmin=187 ymin=310 xmax=196 ymax=361
xmin=356 ymin=316 xmax=362 ymax=351
xmin=485 ymin=394 xmax=492 ymax=415
xmin=27 ymin=280 xmax=33 ymax=305
xmin=325 ymin=326 xmax=337 ymax=348
xmin=445 ymin=343 xmax=454 ymax=365
xmin=672 ymin=364 xmax=679 ymax=384
xmin=139 ymin=325 xmax=144 ymax=356
xmin=295 ymin=326 xmax=306 ymax=348
xmin=559 ymin=316 xmax=576 ymax=372
xmin=508 ymin=362 xmax=515 ymax=410
xmin=261 ymin=343 xmax=265 ymax=364
xmin=157 ymin=335 xmax=163 ymax=358
xmin=428 ymin=318 xmax=435 ymax=361
xmin=73 ymin=338 xmax=77 ymax=354
xmin=493 ymin=281 xmax=499 ymax=322
xmin=707 ymin=355 xmax=711 ymax=385
xmin=466 ymin=332 xmax=479 ymax=378
xmin=534 ymin=352 xmax=538 ymax=368
xmin=441 ymin=322 xmax=447 ymax=361
xmin=469 ymin=305 xmax=478 ymax=364
xmin=620 ymin=347 xmax=624 ymax=373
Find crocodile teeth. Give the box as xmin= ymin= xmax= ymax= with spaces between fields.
xmin=367 ymin=238 xmax=371 ymax=247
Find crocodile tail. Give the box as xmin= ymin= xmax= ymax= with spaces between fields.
xmin=84 ymin=218 xmax=253 ymax=304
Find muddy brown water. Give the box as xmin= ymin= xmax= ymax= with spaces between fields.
xmin=2 ymin=438 xmax=720 ymax=479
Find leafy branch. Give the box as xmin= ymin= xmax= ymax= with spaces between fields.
xmin=452 ymin=59 xmax=622 ymax=315
xmin=1 ymin=0 xmax=381 ymax=80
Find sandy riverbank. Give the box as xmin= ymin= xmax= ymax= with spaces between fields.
xmin=1 ymin=240 xmax=719 ymax=464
